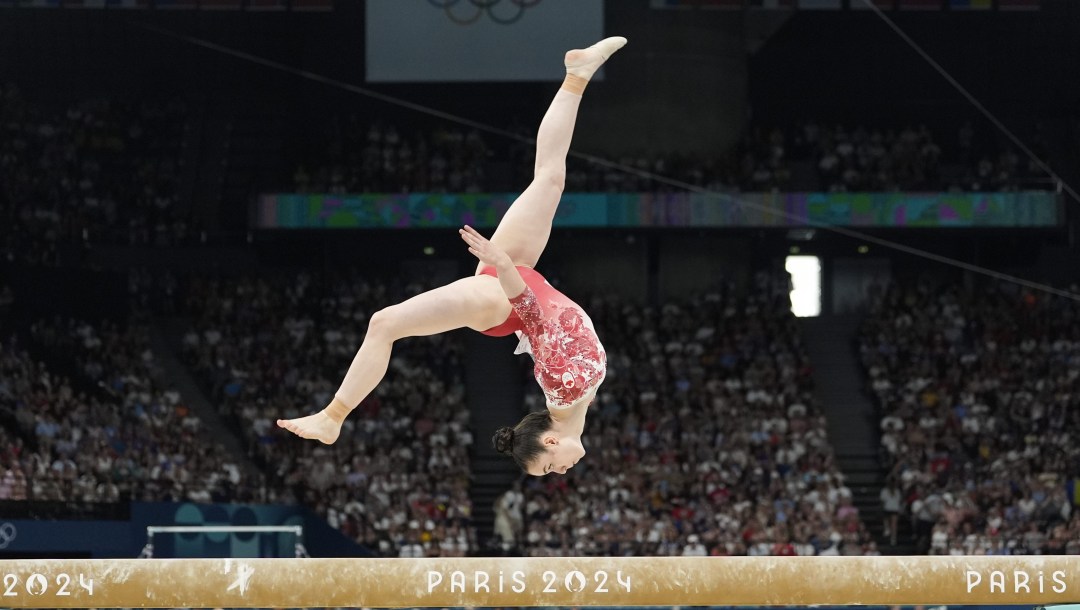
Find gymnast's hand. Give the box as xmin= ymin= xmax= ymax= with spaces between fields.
xmin=460 ymin=225 xmax=513 ymax=269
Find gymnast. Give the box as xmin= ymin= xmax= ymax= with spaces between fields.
xmin=277 ymin=36 xmax=627 ymax=476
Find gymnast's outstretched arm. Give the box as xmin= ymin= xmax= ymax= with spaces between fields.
xmin=460 ymin=225 xmax=526 ymax=300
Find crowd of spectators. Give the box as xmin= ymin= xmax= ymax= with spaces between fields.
xmin=0 ymin=318 xmax=259 ymax=506
xmin=0 ymin=420 xmax=29 ymax=501
xmin=180 ymin=271 xmax=476 ymax=557
xmin=740 ymin=121 xmax=1052 ymax=193
xmin=290 ymin=114 xmax=1053 ymax=195
xmin=0 ymin=83 xmax=192 ymax=265
xmin=503 ymin=272 xmax=878 ymax=557
xmin=6 ymin=264 xmax=1079 ymax=560
xmin=0 ymin=82 xmax=1058 ymax=273
xmin=288 ymin=113 xmax=745 ymax=194
xmin=859 ymin=280 xmax=1080 ymax=555
xmin=291 ymin=117 xmax=491 ymax=194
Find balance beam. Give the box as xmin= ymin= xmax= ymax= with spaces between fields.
xmin=1 ymin=556 xmax=1077 ymax=608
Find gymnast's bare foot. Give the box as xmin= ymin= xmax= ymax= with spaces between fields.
xmin=276 ymin=411 xmax=340 ymax=445
xmin=565 ymin=36 xmax=627 ymax=81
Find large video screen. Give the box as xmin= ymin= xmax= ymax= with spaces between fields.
xmin=366 ymin=0 xmax=605 ymax=82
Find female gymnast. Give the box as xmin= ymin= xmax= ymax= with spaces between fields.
xmin=277 ymin=36 xmax=627 ymax=476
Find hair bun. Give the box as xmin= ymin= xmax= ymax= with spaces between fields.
xmin=492 ymin=427 xmax=515 ymax=454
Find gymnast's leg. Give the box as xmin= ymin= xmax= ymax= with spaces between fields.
xmin=475 ymin=36 xmax=627 ymax=274
xmin=276 ymin=275 xmax=511 ymax=444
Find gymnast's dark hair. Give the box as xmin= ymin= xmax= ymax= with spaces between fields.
xmin=492 ymin=410 xmax=552 ymax=472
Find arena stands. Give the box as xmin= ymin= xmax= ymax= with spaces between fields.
xmin=0 ymin=317 xmax=259 ymax=511
xmin=290 ymin=117 xmax=490 ymax=195
xmin=290 ymin=115 xmax=1051 ymax=196
xmin=859 ymin=280 xmax=1080 ymax=555
xmin=0 ymin=83 xmax=191 ymax=265
xmin=742 ymin=121 xmax=1052 ymax=193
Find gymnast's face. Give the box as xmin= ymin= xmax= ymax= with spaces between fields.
xmin=529 ymin=434 xmax=586 ymax=476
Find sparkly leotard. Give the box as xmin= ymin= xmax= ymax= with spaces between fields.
xmin=479 ymin=266 xmax=606 ymax=409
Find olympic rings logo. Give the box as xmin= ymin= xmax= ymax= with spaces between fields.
xmin=427 ymin=0 xmax=543 ymax=26
xmin=0 ymin=523 xmax=16 ymax=550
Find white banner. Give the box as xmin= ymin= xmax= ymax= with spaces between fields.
xmin=366 ymin=0 xmax=605 ymax=83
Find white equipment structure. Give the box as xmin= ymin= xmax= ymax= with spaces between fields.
xmin=138 ymin=525 xmax=308 ymax=558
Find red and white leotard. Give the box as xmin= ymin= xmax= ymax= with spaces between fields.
xmin=479 ymin=266 xmax=607 ymax=409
